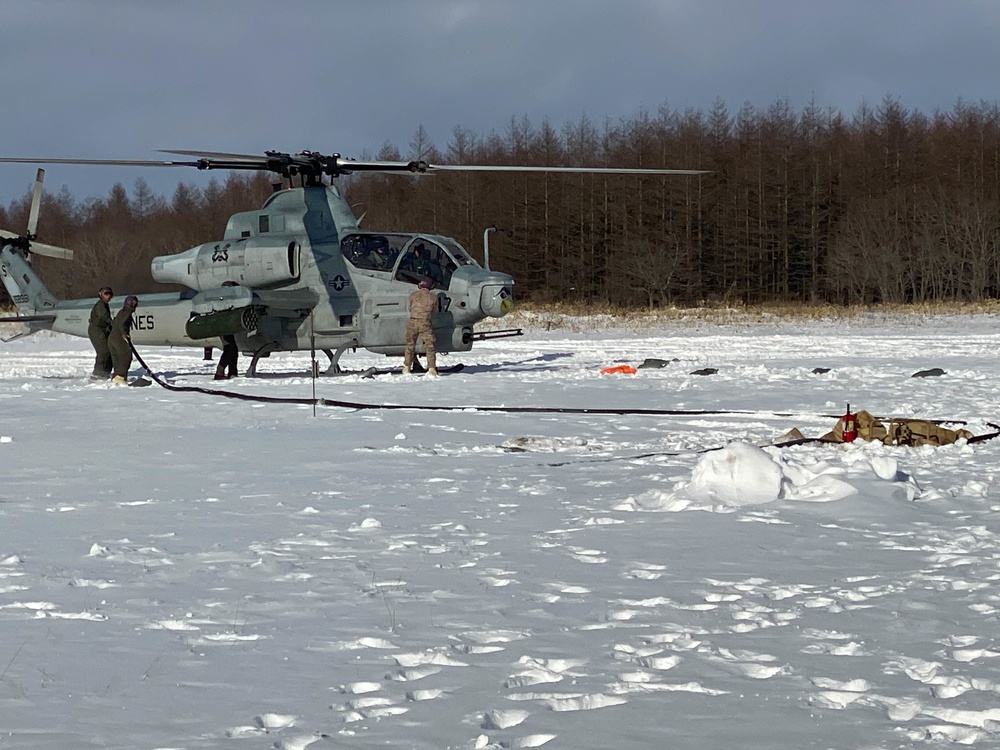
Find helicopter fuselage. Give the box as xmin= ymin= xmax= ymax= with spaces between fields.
xmin=2 ymin=148 xmax=708 ymax=374
xmin=2 ymin=183 xmax=515 ymax=366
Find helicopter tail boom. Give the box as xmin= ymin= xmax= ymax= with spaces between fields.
xmin=0 ymin=242 xmax=59 ymax=319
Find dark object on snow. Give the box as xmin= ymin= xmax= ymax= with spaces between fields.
xmin=911 ymin=368 xmax=946 ymax=378
xmin=128 ymin=376 xmax=152 ymax=387
xmin=637 ymin=357 xmax=677 ymax=369
xmin=690 ymin=368 xmax=718 ymax=376
xmin=812 ymin=367 xmax=831 ymax=374
xmin=362 ymin=363 xmax=466 ymax=379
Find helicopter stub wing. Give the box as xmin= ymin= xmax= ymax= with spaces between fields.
xmin=252 ymin=287 xmax=321 ymax=311
xmin=0 ymin=313 xmax=58 ymax=323
xmin=186 ymin=285 xmax=320 ymax=315
xmin=0 ymin=313 xmax=57 ymax=342
xmin=183 ymin=285 xmax=322 ymax=341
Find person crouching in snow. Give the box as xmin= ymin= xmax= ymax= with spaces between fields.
xmin=403 ymin=277 xmax=439 ymax=376
xmin=109 ymin=295 xmax=139 ymax=385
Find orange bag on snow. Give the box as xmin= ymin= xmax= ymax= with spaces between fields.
xmin=600 ymin=364 xmax=637 ymax=375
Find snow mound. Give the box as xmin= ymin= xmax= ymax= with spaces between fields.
xmin=688 ymin=443 xmax=784 ymax=505
xmin=622 ymin=442 xmax=877 ymax=511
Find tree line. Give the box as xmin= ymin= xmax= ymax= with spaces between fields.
xmin=4 ymin=95 xmax=1000 ymax=308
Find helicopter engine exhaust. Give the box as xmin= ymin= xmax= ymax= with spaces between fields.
xmin=152 ymin=241 xmax=301 ymax=291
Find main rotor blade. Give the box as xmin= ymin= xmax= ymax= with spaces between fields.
xmin=332 ymin=158 xmax=429 ymax=173
xmin=27 ymin=168 xmax=43 ymax=237
xmin=426 ymin=164 xmax=712 ymax=175
xmin=0 ymin=157 xmax=199 ymax=167
xmin=159 ymin=150 xmax=292 ymax=173
xmin=0 ymin=152 xmax=711 ymax=180
xmin=328 ymin=158 xmax=710 ymax=176
xmin=158 ymin=149 xmax=267 ymax=161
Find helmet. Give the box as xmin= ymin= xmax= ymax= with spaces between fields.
xmin=124 ymin=295 xmax=139 ymax=309
xmin=418 ymin=277 xmax=434 ymax=290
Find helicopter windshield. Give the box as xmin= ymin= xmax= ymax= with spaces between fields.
xmin=394 ymin=238 xmax=476 ymax=289
xmin=341 ymin=233 xmax=408 ymax=272
xmin=437 ymin=238 xmax=477 ymax=267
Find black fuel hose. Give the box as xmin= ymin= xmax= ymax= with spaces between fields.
xmin=129 ymin=342 xmax=1000 ymax=444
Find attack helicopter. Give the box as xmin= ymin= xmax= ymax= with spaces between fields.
xmin=0 ymin=150 xmax=707 ymax=375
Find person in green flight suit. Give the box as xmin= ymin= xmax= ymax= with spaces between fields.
xmin=109 ymin=295 xmax=139 ymax=385
xmin=214 ymin=281 xmax=240 ymax=380
xmin=215 ymin=334 xmax=239 ymax=380
xmin=87 ymin=286 xmax=114 ymax=380
xmin=411 ymin=243 xmax=433 ymax=278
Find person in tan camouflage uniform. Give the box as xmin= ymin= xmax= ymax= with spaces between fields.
xmin=403 ymin=276 xmax=439 ymax=375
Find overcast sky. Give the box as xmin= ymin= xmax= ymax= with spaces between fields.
xmin=3 ymin=0 xmax=1000 ymax=206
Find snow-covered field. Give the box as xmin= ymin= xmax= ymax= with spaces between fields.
xmin=3 ymin=311 xmax=1000 ymax=749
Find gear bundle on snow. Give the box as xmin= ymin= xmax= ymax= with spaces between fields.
xmin=821 ymin=409 xmax=973 ymax=447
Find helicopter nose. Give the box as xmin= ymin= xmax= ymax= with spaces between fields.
xmin=480 ymin=283 xmax=513 ymax=318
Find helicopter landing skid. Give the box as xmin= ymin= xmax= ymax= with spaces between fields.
xmin=246 ymin=338 xmax=359 ymax=377
xmin=246 ymin=342 xmax=280 ymax=377
xmin=323 ymin=339 xmax=359 ymax=375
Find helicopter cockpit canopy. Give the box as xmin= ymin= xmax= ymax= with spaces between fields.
xmin=341 ymin=232 xmax=479 ymax=290
xmin=340 ymin=233 xmax=406 ymax=272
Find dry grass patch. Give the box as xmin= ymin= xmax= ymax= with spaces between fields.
xmin=479 ymin=300 xmax=1000 ymax=332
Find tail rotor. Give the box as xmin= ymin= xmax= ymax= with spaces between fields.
xmin=26 ymin=167 xmax=43 ymax=239
xmin=0 ymin=168 xmax=74 ymax=261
